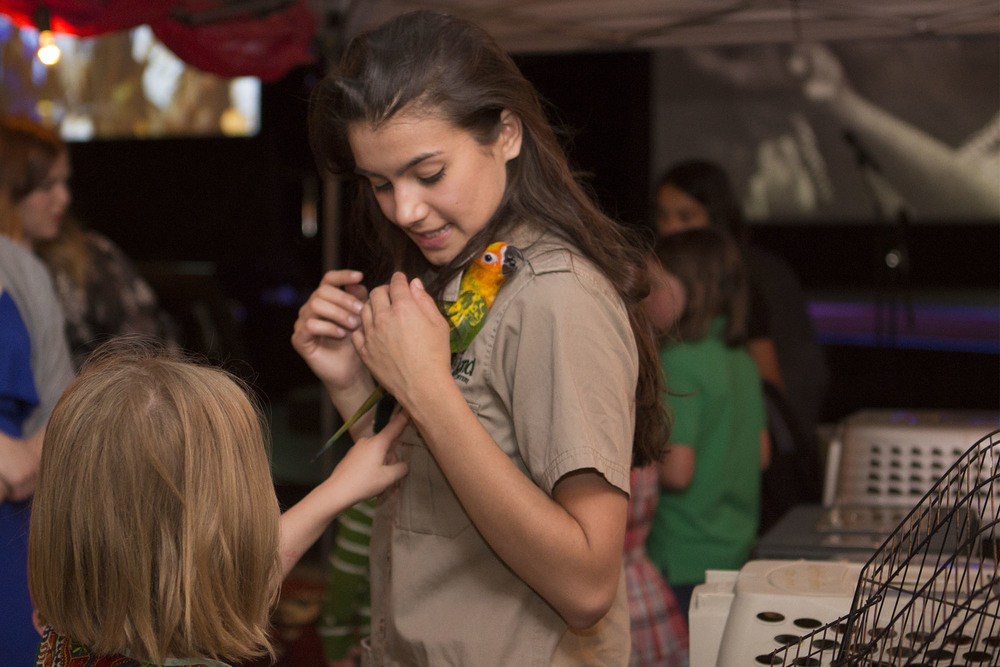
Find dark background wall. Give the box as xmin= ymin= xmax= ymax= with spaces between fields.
xmin=514 ymin=51 xmax=653 ymax=229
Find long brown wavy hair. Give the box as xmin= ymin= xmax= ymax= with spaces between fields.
xmin=308 ymin=10 xmax=665 ymax=465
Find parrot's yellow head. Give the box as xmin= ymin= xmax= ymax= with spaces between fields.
xmin=461 ymin=242 xmax=524 ymax=308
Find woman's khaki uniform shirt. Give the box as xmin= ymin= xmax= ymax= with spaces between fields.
xmin=364 ymin=223 xmax=637 ymax=666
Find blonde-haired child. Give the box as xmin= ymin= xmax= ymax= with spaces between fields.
xmin=28 ymin=337 xmax=407 ymax=666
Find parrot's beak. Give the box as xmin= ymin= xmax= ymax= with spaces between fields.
xmin=502 ymin=245 xmax=523 ymax=275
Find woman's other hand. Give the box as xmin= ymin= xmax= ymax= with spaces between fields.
xmin=353 ymin=273 xmax=452 ymax=409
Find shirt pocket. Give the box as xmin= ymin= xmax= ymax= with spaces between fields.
xmin=394 ymin=420 xmax=474 ymax=538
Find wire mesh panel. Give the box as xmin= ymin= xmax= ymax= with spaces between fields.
xmin=766 ymin=429 xmax=1000 ymax=666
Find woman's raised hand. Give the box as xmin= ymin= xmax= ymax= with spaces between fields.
xmin=291 ymin=269 xmax=371 ymax=392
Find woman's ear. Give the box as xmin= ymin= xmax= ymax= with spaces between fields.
xmin=497 ymin=109 xmax=523 ymax=162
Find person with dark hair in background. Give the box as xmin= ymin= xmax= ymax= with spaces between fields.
xmin=655 ymin=159 xmax=827 ymax=531
xmin=293 ymin=9 xmax=666 ymax=664
xmin=0 ymin=234 xmax=75 ymax=666
xmin=0 ymin=115 xmax=179 ymax=369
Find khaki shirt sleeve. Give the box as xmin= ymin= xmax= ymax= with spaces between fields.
xmin=493 ymin=258 xmax=636 ymax=496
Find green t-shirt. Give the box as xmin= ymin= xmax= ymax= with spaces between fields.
xmin=646 ymin=317 xmax=766 ymax=586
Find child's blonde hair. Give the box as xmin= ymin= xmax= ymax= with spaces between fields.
xmin=28 ymin=337 xmax=281 ymax=663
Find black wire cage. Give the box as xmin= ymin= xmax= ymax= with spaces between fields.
xmin=765 ymin=429 xmax=1000 ymax=666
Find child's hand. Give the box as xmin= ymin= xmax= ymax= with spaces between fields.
xmin=278 ymin=412 xmax=408 ymax=578
xmin=327 ymin=410 xmax=409 ymax=503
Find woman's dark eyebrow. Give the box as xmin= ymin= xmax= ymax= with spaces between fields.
xmin=355 ymin=151 xmax=443 ymax=179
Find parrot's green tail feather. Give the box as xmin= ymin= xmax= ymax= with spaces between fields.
xmin=311 ymin=385 xmax=386 ymax=462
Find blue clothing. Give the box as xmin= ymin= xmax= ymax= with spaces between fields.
xmin=647 ymin=317 xmax=766 ymax=586
xmin=0 ymin=236 xmax=74 ymax=666
xmin=0 ymin=496 xmax=34 ymax=665
xmin=0 ymin=289 xmax=43 ymax=666
xmin=0 ymin=291 xmax=39 ymax=437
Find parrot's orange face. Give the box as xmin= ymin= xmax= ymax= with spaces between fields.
xmin=464 ymin=242 xmax=523 ymax=306
xmin=475 ymin=242 xmax=522 ymax=275
xmin=471 ymin=242 xmax=512 ymax=275
xmin=475 ymin=245 xmax=504 ymax=270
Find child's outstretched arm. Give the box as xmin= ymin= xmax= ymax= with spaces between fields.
xmin=277 ymin=411 xmax=408 ymax=578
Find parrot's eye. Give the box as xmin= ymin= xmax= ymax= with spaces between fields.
xmin=483 ymin=252 xmax=496 ymax=263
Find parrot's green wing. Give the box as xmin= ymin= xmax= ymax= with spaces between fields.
xmin=441 ymin=290 xmax=489 ymax=354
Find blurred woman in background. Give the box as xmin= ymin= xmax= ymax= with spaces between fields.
xmin=0 ymin=115 xmax=178 ymax=369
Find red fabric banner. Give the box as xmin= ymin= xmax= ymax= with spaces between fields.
xmin=0 ymin=0 xmax=317 ymax=80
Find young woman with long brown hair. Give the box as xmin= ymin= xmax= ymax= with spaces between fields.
xmin=293 ymin=10 xmax=666 ymax=664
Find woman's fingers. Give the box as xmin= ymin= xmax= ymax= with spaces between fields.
xmin=409 ymin=276 xmax=443 ymax=322
xmin=319 ymin=268 xmax=364 ymax=290
xmin=344 ymin=282 xmax=369 ymax=302
xmin=360 ymin=273 xmax=410 ymax=333
xmin=367 ymin=279 xmax=395 ymax=313
xmin=297 ymin=271 xmax=367 ymax=338
xmin=352 ymin=273 xmax=451 ymax=400
xmin=388 ymin=271 xmax=412 ymax=300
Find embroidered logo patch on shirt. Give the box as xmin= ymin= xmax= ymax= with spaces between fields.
xmin=452 ymin=357 xmax=476 ymax=384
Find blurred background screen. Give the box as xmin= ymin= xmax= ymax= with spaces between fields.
xmin=0 ymin=15 xmax=261 ymax=140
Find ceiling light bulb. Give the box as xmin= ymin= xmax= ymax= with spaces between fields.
xmin=38 ymin=30 xmax=60 ymax=66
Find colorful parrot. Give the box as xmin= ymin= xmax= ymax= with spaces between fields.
xmin=441 ymin=241 xmax=523 ymax=353
xmin=313 ymin=242 xmax=523 ymax=460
